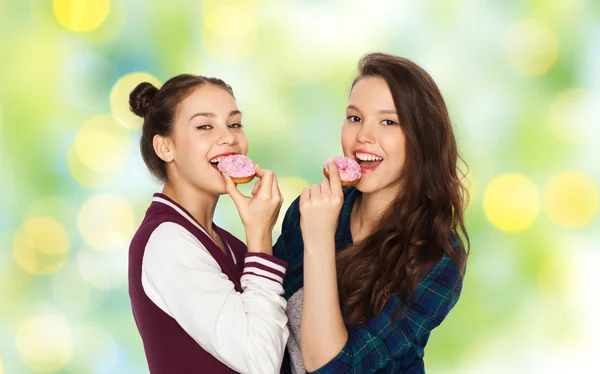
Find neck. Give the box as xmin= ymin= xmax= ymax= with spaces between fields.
xmin=352 ymin=185 xmax=399 ymax=241
xmin=161 ymin=180 xmax=219 ymax=236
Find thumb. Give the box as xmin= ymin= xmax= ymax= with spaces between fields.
xmin=222 ymin=172 xmax=246 ymax=207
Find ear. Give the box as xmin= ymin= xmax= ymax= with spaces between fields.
xmin=153 ymin=134 xmax=174 ymax=163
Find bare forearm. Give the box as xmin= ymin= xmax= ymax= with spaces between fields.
xmin=301 ymin=236 xmax=348 ymax=371
xmin=245 ymin=230 xmax=273 ymax=255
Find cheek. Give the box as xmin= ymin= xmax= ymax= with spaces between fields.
xmin=341 ymin=125 xmax=354 ymax=153
xmin=382 ymin=134 xmax=406 ymax=166
xmin=180 ymin=139 xmax=211 ymax=165
xmin=238 ymin=135 xmax=249 ymax=154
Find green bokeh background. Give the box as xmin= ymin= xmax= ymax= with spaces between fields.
xmin=1 ymin=0 xmax=599 ymax=373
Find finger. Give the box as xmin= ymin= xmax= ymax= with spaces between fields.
xmin=222 ymin=173 xmax=247 ymax=206
xmin=256 ymin=170 xmax=274 ymax=199
xmin=278 ymin=191 xmax=284 ymax=210
xmin=327 ymin=161 xmax=343 ymax=196
xmin=271 ymin=172 xmax=281 ymax=200
xmin=254 ymin=164 xmax=266 ymax=179
xmin=251 ymin=180 xmax=262 ymax=196
xmin=278 ymin=184 xmax=284 ymax=209
xmin=321 ymin=178 xmax=332 ymax=199
xmin=300 ymin=188 xmax=310 ymax=207
xmin=311 ymin=183 xmax=321 ymax=202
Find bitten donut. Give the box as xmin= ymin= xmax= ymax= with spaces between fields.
xmin=323 ymin=156 xmax=361 ymax=187
xmin=218 ymin=154 xmax=256 ymax=184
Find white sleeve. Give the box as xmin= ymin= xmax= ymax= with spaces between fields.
xmin=141 ymin=222 xmax=289 ymax=374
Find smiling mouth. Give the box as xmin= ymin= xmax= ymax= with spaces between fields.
xmin=355 ymin=151 xmax=383 ymax=172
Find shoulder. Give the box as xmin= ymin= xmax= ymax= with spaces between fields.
xmin=130 ymin=205 xmax=181 ymax=253
xmin=427 ymin=252 xmax=461 ymax=283
xmin=415 ymin=250 xmax=464 ymax=314
xmin=149 ymin=221 xmax=196 ymax=241
xmin=143 ymin=222 xmax=221 ymax=273
xmin=145 ymin=222 xmax=201 ymax=259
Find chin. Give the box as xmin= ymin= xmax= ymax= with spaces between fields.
xmin=191 ymin=179 xmax=226 ymax=197
xmin=355 ymin=180 xmax=376 ymax=194
xmin=214 ymin=182 xmax=228 ymax=196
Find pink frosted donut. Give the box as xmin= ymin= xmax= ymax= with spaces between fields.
xmin=323 ymin=156 xmax=361 ymax=186
xmin=218 ymin=154 xmax=256 ymax=184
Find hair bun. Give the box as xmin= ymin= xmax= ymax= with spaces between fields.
xmin=129 ymin=82 xmax=159 ymax=117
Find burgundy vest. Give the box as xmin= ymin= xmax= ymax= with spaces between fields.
xmin=128 ymin=194 xmax=246 ymax=373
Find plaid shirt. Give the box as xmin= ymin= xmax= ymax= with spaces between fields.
xmin=273 ymin=187 xmax=465 ymax=373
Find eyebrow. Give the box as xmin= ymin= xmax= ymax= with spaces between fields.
xmin=346 ymin=105 xmax=397 ymax=115
xmin=189 ymin=110 xmax=242 ymax=121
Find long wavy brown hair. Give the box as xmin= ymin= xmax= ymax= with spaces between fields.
xmin=336 ymin=53 xmax=470 ymax=326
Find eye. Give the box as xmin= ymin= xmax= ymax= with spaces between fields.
xmin=228 ymin=123 xmax=243 ymax=129
xmin=195 ymin=124 xmax=212 ymax=130
xmin=347 ymin=115 xmax=361 ymax=123
xmin=382 ymin=119 xmax=398 ymax=126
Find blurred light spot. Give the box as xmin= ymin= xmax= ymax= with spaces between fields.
xmin=544 ymin=172 xmax=598 ymax=228
xmin=504 ymin=19 xmax=558 ymax=76
xmin=2 ymin=234 xmax=34 ymax=290
xmin=110 ymin=72 xmax=161 ymax=130
xmin=53 ymin=265 xmax=92 ymax=313
xmin=66 ymin=325 xmax=118 ymax=373
xmin=77 ymin=246 xmax=127 ymax=289
xmin=0 ymin=356 xmax=3 ymax=374
xmin=67 ymin=114 xmax=132 ymax=189
xmin=531 ymin=0 xmax=583 ymax=23
xmin=23 ymin=217 xmax=69 ymax=256
xmin=73 ymin=115 xmax=132 ymax=173
xmin=14 ymin=217 xmax=70 ymax=275
xmin=53 ymin=0 xmax=110 ymax=32
xmin=278 ymin=176 xmax=311 ymax=206
xmin=67 ymin=144 xmax=118 ymax=189
xmin=549 ymin=89 xmax=600 ymax=146
xmin=78 ymin=194 xmax=135 ymax=251
xmin=26 ymin=197 xmax=77 ymax=229
xmin=201 ymin=5 xmax=258 ymax=61
xmin=274 ymin=177 xmax=311 ymax=233
xmin=0 ymin=107 xmax=2 ymax=131
xmin=15 ymin=313 xmax=73 ymax=373
xmin=483 ymin=174 xmax=540 ymax=232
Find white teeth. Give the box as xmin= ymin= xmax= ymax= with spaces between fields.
xmin=355 ymin=152 xmax=383 ymax=162
xmin=210 ymin=156 xmax=226 ymax=164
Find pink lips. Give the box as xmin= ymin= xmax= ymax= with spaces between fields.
xmin=360 ymin=162 xmax=382 ymax=173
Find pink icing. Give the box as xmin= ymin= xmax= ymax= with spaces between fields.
xmin=217 ymin=154 xmax=256 ymax=178
xmin=323 ymin=156 xmax=361 ymax=181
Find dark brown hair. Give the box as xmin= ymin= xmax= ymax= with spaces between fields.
xmin=129 ymin=74 xmax=234 ymax=181
xmin=336 ymin=53 xmax=470 ymax=325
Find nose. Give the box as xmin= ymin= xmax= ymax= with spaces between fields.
xmin=216 ymin=127 xmax=237 ymax=146
xmin=356 ymin=121 xmax=375 ymax=144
